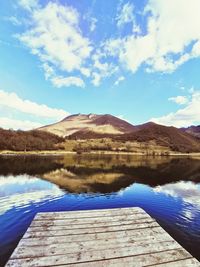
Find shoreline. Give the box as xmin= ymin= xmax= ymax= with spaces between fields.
xmin=0 ymin=150 xmax=200 ymax=158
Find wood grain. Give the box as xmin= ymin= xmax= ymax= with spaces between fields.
xmin=5 ymin=207 xmax=200 ymax=267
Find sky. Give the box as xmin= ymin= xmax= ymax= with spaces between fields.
xmin=0 ymin=0 xmax=200 ymax=130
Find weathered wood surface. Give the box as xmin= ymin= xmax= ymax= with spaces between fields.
xmin=5 ymin=207 xmax=200 ymax=267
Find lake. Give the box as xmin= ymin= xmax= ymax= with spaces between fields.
xmin=0 ymin=154 xmax=200 ymax=266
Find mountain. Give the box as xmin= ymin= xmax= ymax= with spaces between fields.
xmin=39 ymin=113 xmax=200 ymax=152
xmin=39 ymin=113 xmax=136 ymax=137
xmin=70 ymin=120 xmax=200 ymax=152
xmin=115 ymin=122 xmax=200 ymax=152
xmin=181 ymin=125 xmax=200 ymax=138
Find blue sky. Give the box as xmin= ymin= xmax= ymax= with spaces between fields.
xmin=0 ymin=0 xmax=200 ymax=130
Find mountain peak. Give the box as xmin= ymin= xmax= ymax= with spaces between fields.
xmin=39 ymin=113 xmax=135 ymax=137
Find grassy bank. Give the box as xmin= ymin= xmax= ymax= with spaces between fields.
xmin=1 ymin=149 xmax=200 ymax=158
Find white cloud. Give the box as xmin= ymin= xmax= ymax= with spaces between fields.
xmin=91 ymin=51 xmax=118 ymax=86
xmin=51 ymin=76 xmax=85 ymax=88
xmin=18 ymin=0 xmax=39 ymax=11
xmin=168 ymin=96 xmax=188 ymax=105
xmin=0 ymin=90 xmax=69 ymax=120
xmin=18 ymin=2 xmax=92 ymax=87
xmin=90 ymin=17 xmax=97 ymax=32
xmin=16 ymin=0 xmax=200 ymax=87
xmin=42 ymin=63 xmax=86 ymax=87
xmin=0 ymin=117 xmax=42 ymax=130
xmin=92 ymin=72 xmax=101 ymax=87
xmin=189 ymin=87 xmax=195 ymax=94
xmin=151 ymin=90 xmax=200 ymax=127
xmin=91 ymin=64 xmax=118 ymax=86
xmin=114 ymin=76 xmax=125 ymax=86
xmin=42 ymin=63 xmax=55 ymax=80
xmin=5 ymin=16 xmax=21 ymax=26
xmin=80 ymin=67 xmax=91 ymax=77
xmin=132 ymin=24 xmax=141 ymax=35
xmin=116 ymin=2 xmax=135 ymax=27
xmin=106 ymin=0 xmax=200 ymax=74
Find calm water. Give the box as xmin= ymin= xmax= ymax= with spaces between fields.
xmin=0 ymin=154 xmax=200 ymax=266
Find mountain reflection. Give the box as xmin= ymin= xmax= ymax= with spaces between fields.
xmin=1 ymin=155 xmax=200 ymax=266
xmin=0 ymin=154 xmax=200 ymax=193
xmin=42 ymin=170 xmax=131 ymax=193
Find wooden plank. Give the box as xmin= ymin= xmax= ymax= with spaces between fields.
xmin=6 ymin=241 xmax=187 ymax=267
xmin=24 ymin=221 xmax=159 ymax=238
xmin=30 ymin=213 xmax=152 ymax=227
xmin=12 ymin=231 xmax=175 ymax=259
xmin=20 ymin=226 xmax=167 ymax=246
xmin=147 ymin=258 xmax=200 ymax=266
xmin=36 ymin=207 xmax=144 ymax=215
xmin=57 ymin=249 xmax=194 ymax=267
xmin=35 ymin=207 xmax=145 ymax=220
xmin=36 ymin=207 xmax=144 ymax=216
xmin=28 ymin=217 xmax=154 ymax=231
xmin=34 ymin=213 xmax=151 ymax=222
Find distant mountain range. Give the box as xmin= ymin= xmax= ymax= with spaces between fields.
xmin=39 ymin=113 xmax=200 ymax=152
xmin=181 ymin=125 xmax=200 ymax=138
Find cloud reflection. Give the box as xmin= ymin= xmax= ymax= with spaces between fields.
xmin=0 ymin=175 xmax=64 ymax=215
xmin=154 ymin=181 xmax=200 ymax=208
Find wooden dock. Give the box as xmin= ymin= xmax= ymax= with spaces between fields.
xmin=6 ymin=207 xmax=200 ymax=267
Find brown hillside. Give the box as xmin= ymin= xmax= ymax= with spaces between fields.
xmin=116 ymin=123 xmax=200 ymax=152
xmin=181 ymin=125 xmax=200 ymax=138
xmin=39 ymin=113 xmax=136 ymax=137
xmin=92 ymin=114 xmax=135 ymax=132
xmin=68 ymin=122 xmax=200 ymax=153
xmin=37 ymin=113 xmax=200 ymax=153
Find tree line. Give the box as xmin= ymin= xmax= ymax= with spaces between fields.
xmin=0 ymin=128 xmax=64 ymax=151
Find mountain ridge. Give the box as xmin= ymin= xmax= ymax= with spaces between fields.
xmin=181 ymin=125 xmax=200 ymax=138
xmin=38 ymin=113 xmax=200 ymax=152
